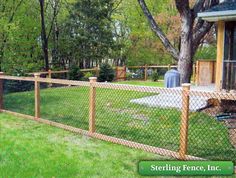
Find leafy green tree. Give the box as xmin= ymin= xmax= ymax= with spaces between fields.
xmin=0 ymin=0 xmax=43 ymax=74
xmin=61 ymin=0 xmax=117 ymax=68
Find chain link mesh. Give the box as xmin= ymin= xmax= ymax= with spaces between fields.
xmin=40 ymin=83 xmax=90 ymax=130
xmin=188 ymin=90 xmax=236 ymax=163
xmin=3 ymin=80 xmax=35 ymax=116
xmin=94 ymin=85 xmax=182 ymax=153
xmin=2 ymin=77 xmax=236 ymax=163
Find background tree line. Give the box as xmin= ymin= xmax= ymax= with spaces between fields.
xmin=0 ymin=0 xmax=217 ymax=78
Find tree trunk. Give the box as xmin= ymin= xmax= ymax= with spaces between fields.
xmin=0 ymin=45 xmax=4 ymax=71
xmin=178 ymin=51 xmax=193 ymax=83
xmin=39 ymin=0 xmax=49 ymax=71
xmin=178 ymin=13 xmax=193 ymax=83
xmin=52 ymin=0 xmax=60 ymax=68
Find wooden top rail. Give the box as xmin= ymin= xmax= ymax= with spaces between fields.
xmin=27 ymin=68 xmax=98 ymax=76
xmin=128 ymin=65 xmax=177 ymax=69
xmin=27 ymin=72 xmax=48 ymax=75
xmin=36 ymin=78 xmax=90 ymax=87
xmin=0 ymin=75 xmax=36 ymax=82
xmin=148 ymin=65 xmax=177 ymax=68
xmin=0 ymin=75 xmax=182 ymax=94
xmin=28 ymin=70 xmax=68 ymax=75
xmin=0 ymin=75 xmax=90 ymax=87
xmin=27 ymin=65 xmax=179 ymax=76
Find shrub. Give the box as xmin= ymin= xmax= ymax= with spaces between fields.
xmin=98 ymin=63 xmax=115 ymax=82
xmin=152 ymin=72 xmax=159 ymax=82
xmin=126 ymin=72 xmax=132 ymax=80
xmin=82 ymin=72 xmax=94 ymax=81
xmin=4 ymin=70 xmax=34 ymax=94
xmin=4 ymin=80 xmax=34 ymax=94
xmin=68 ymin=66 xmax=83 ymax=80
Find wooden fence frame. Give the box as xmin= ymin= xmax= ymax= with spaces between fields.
xmin=1 ymin=73 xmax=235 ymax=168
xmin=27 ymin=64 xmax=198 ymax=82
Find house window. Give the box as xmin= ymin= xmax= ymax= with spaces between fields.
xmin=222 ymin=21 xmax=236 ymax=90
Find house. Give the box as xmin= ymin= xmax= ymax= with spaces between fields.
xmin=198 ymin=0 xmax=236 ymax=91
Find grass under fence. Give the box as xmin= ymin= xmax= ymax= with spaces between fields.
xmin=3 ymin=85 xmax=236 ymax=163
xmin=0 ymin=113 xmax=166 ymax=178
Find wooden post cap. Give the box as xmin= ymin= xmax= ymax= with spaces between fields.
xmin=89 ymin=77 xmax=97 ymax=82
xmin=182 ymin=83 xmax=191 ymax=88
xmin=34 ymin=73 xmax=41 ymax=77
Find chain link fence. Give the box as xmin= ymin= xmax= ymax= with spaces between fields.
xmin=1 ymin=74 xmax=236 ymax=163
xmin=3 ymin=80 xmax=35 ymax=115
xmin=188 ymin=91 xmax=236 ymax=162
xmin=40 ymin=83 xmax=90 ymax=130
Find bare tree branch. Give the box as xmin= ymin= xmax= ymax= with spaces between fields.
xmin=193 ymin=0 xmax=205 ymax=18
xmin=192 ymin=0 xmax=219 ymax=53
xmin=47 ymin=0 xmax=61 ymax=40
xmin=175 ymin=0 xmax=190 ymax=15
xmin=193 ymin=21 xmax=213 ymax=53
xmin=137 ymin=0 xmax=179 ymax=61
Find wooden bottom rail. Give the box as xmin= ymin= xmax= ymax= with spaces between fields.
xmin=1 ymin=109 xmax=231 ymax=164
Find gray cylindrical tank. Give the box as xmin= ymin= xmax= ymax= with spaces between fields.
xmin=164 ymin=69 xmax=180 ymax=88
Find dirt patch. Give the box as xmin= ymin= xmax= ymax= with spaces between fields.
xmin=201 ymin=106 xmax=223 ymax=116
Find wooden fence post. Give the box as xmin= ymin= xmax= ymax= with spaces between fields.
xmin=34 ymin=73 xmax=40 ymax=120
xmin=144 ymin=64 xmax=148 ymax=81
xmin=195 ymin=61 xmax=199 ymax=85
xmin=192 ymin=64 xmax=196 ymax=84
xmin=95 ymin=67 xmax=99 ymax=77
xmin=89 ymin=77 xmax=97 ymax=133
xmin=124 ymin=65 xmax=127 ymax=81
xmin=179 ymin=83 xmax=191 ymax=160
xmin=0 ymin=72 xmax=4 ymax=111
xmin=168 ymin=64 xmax=171 ymax=71
xmin=48 ymin=69 xmax=52 ymax=87
xmin=48 ymin=69 xmax=52 ymax=79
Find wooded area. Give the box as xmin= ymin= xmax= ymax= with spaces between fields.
xmin=0 ymin=0 xmax=217 ymax=82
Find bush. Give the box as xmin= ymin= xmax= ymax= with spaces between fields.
xmin=4 ymin=80 xmax=34 ymax=94
xmin=68 ymin=66 xmax=83 ymax=80
xmin=152 ymin=72 xmax=159 ymax=82
xmin=126 ymin=72 xmax=132 ymax=80
xmin=98 ymin=63 xmax=115 ymax=82
xmin=82 ymin=72 xmax=94 ymax=81
xmin=4 ymin=70 xmax=34 ymax=94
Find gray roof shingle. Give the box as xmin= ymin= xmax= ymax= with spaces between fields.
xmin=205 ymin=0 xmax=236 ymax=12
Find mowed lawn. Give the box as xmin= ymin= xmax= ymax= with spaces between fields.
xmin=3 ymin=82 xmax=236 ymax=162
xmin=116 ymin=80 xmax=164 ymax=87
xmin=0 ymin=113 xmax=166 ymax=178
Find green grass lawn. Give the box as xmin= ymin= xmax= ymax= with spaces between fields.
xmin=116 ymin=80 xmax=164 ymax=87
xmin=0 ymin=113 xmax=167 ymax=178
xmin=3 ymin=83 xmax=236 ymax=163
